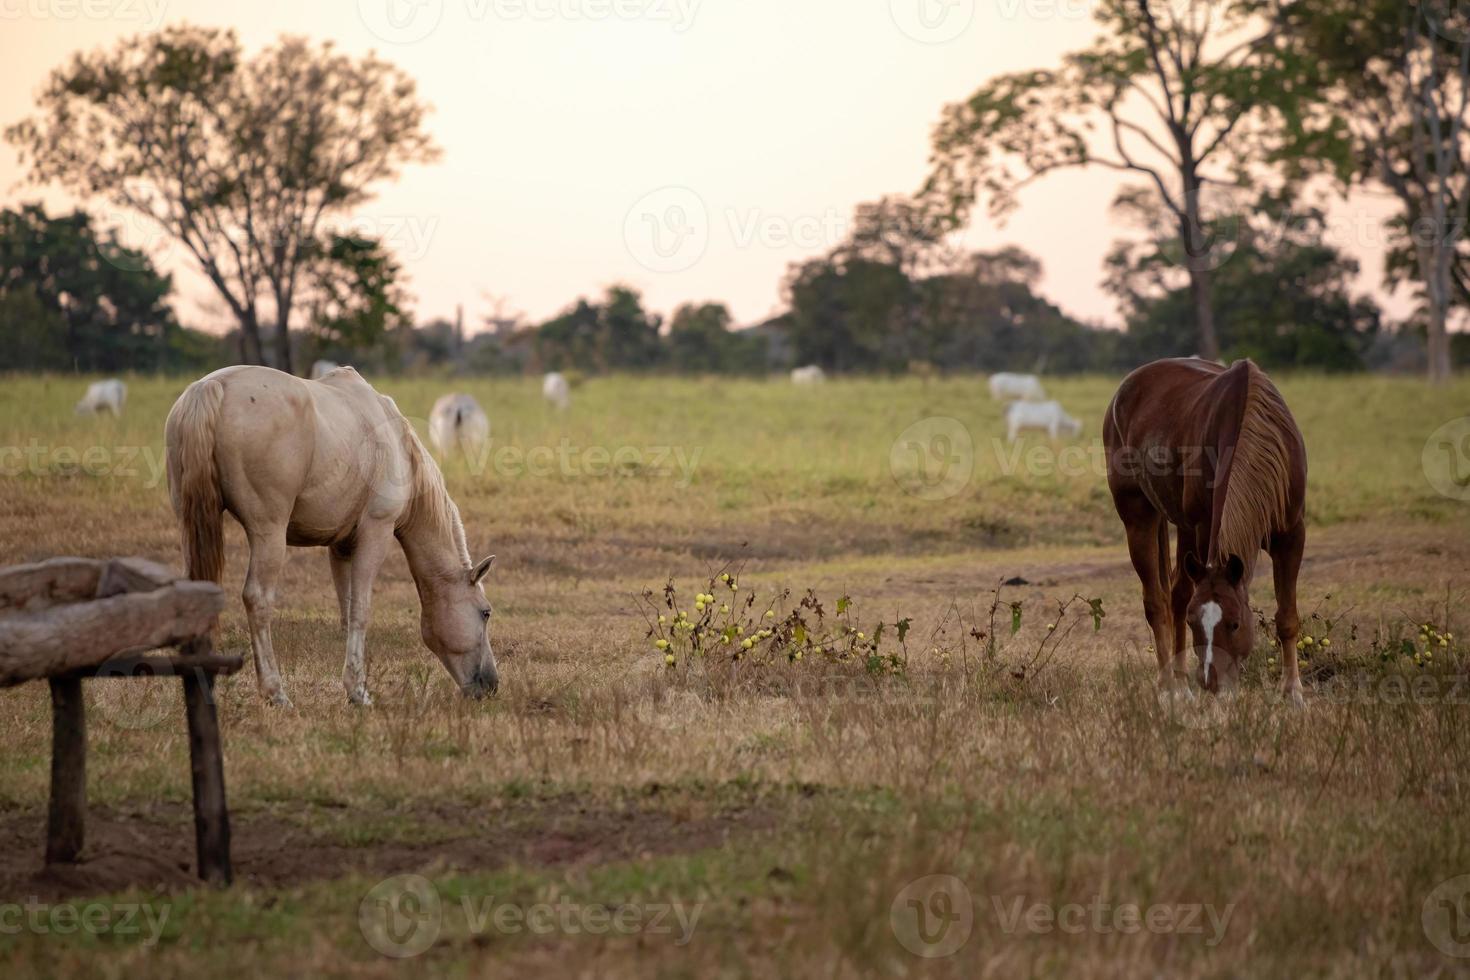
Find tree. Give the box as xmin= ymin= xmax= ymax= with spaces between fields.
xmin=0 ymin=204 xmax=182 ymax=371
xmin=1288 ymin=0 xmax=1468 ymax=382
xmin=534 ymin=286 xmax=664 ymax=372
xmin=923 ymin=0 xmax=1299 ymax=361
xmin=666 ymin=302 xmax=767 ymax=374
xmin=7 ymin=27 xmax=439 ymax=374
xmin=1104 ymin=192 xmax=1380 ymax=368
xmin=306 ymin=234 xmax=412 ymax=366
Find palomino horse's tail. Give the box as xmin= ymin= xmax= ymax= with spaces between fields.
xmin=165 ymin=378 xmax=226 ymax=583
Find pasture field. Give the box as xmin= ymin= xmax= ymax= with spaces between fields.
xmin=1 ymin=371 xmax=1469 ymax=978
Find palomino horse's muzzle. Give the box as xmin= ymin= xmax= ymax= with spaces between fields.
xmin=463 ymin=665 xmax=499 ymax=699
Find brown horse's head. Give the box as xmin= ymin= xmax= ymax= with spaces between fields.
xmin=420 ymin=555 xmax=499 ymax=698
xmin=1183 ymin=553 xmax=1253 ymax=693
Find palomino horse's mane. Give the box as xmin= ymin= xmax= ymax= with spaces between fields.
xmin=385 ymin=397 xmax=472 ymax=568
xmin=1211 ymin=362 xmax=1295 ymax=564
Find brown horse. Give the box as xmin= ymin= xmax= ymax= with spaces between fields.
xmin=1104 ymin=358 xmax=1307 ymax=705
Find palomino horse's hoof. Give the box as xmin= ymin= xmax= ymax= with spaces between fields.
xmin=348 ymin=689 xmax=373 ymax=707
xmin=1284 ymin=687 xmax=1305 ymax=710
xmin=267 ymin=694 xmax=293 ymax=709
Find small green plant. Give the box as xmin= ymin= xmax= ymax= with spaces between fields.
xmin=639 ymin=564 xmax=909 ymax=676
xmin=639 ymin=568 xmax=1105 ymax=686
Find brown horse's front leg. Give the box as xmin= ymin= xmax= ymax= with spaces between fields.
xmin=1270 ymin=522 xmax=1307 ymax=708
xmin=1120 ymin=505 xmax=1176 ymax=691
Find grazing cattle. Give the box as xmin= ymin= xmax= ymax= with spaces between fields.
xmin=429 ymin=394 xmax=490 ymax=457
xmin=1006 ymin=400 xmax=1082 ymax=442
xmin=1104 ymin=358 xmax=1307 ymax=705
xmin=989 ymin=372 xmax=1046 ymax=402
xmin=791 ymin=365 xmax=826 ymax=385
xmin=543 ymin=372 xmax=571 ymax=411
xmin=75 ymin=379 xmax=126 ymax=416
xmin=166 ymin=366 xmax=499 ymax=707
xmin=310 ymin=360 xmax=340 ymax=380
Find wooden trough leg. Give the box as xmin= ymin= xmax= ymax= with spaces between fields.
xmin=46 ymin=676 xmax=87 ymax=865
xmin=181 ymin=662 xmax=232 ymax=886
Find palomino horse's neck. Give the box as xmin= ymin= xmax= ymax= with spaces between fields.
xmin=394 ymin=437 xmax=472 ymax=591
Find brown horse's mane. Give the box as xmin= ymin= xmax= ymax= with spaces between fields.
xmin=385 ymin=397 xmax=472 ymax=567
xmin=1211 ymin=362 xmax=1295 ymax=563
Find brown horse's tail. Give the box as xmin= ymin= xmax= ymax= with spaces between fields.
xmin=165 ymin=378 xmax=226 ymax=584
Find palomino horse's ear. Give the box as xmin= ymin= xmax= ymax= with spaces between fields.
xmin=471 ymin=555 xmax=496 ymax=585
xmin=1183 ymin=552 xmax=1205 ymax=581
xmin=1224 ymin=554 xmax=1246 ymax=587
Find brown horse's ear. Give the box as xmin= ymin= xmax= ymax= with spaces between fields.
xmin=471 ymin=555 xmax=496 ymax=585
xmin=1183 ymin=552 xmax=1205 ymax=581
xmin=1225 ymin=554 xmax=1246 ymax=587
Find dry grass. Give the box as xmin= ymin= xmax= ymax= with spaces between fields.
xmin=1 ymin=371 xmax=1469 ymax=977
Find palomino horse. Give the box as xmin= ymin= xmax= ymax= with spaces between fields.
xmin=1104 ymin=358 xmax=1307 ymax=705
xmin=165 ymin=365 xmax=499 ymax=706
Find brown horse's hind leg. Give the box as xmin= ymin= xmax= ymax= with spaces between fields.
xmin=242 ymin=526 xmax=292 ymax=707
xmin=1270 ymin=521 xmax=1307 ymax=708
xmin=1119 ymin=498 xmax=1177 ymax=691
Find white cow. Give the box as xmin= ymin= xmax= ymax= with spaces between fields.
xmin=310 ymin=360 xmax=340 ymax=380
xmin=543 ymin=372 xmax=571 ymax=411
xmin=75 ymin=379 xmax=126 ymax=416
xmin=988 ymin=372 xmax=1046 ymax=402
xmin=1006 ymin=400 xmax=1083 ymax=442
xmin=791 ymin=365 xmax=827 ymax=385
xmin=428 ymin=393 xmax=490 ymax=457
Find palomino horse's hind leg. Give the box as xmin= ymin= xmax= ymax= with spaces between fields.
xmin=342 ymin=522 xmax=394 ymax=706
xmin=1118 ymin=499 xmax=1177 ymax=690
xmin=242 ymin=527 xmax=292 ymax=707
xmin=1269 ymin=521 xmax=1307 ymax=708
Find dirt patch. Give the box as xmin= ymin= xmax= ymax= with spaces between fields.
xmin=0 ymin=792 xmax=774 ymax=901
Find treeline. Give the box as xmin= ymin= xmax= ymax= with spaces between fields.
xmin=2 ymin=195 xmax=1452 ymax=376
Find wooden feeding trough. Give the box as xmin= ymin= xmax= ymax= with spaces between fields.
xmin=0 ymin=557 xmax=238 ymax=885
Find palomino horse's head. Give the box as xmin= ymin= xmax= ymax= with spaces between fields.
xmin=420 ymin=555 xmax=499 ymax=698
xmin=1183 ymin=553 xmax=1254 ymax=693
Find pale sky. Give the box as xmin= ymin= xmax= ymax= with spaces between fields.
xmin=0 ymin=0 xmax=1412 ymax=333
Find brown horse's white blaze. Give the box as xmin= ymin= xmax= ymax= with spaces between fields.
xmin=1105 ymin=358 xmax=1308 ymax=706
xmin=165 ymin=365 xmax=499 ymax=706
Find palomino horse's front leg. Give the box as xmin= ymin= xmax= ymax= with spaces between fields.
xmin=1270 ymin=521 xmax=1307 ymax=708
xmin=243 ymin=527 xmax=292 ymax=707
xmin=329 ymin=546 xmax=352 ymax=629
xmin=342 ymin=523 xmax=393 ymax=706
